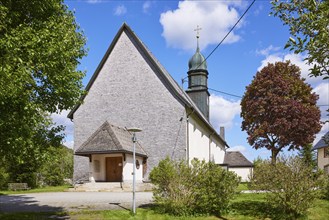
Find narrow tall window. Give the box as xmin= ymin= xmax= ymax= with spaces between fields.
xmin=324 ymin=148 xmax=329 ymax=158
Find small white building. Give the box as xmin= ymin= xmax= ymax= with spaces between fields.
xmin=313 ymin=131 xmax=329 ymax=174
xmin=222 ymin=151 xmax=254 ymax=182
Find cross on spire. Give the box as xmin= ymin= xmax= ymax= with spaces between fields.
xmin=194 ymin=25 xmax=202 ymax=39
xmin=194 ymin=25 xmax=202 ymax=51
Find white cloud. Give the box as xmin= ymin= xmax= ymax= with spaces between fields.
xmin=143 ymin=1 xmax=153 ymax=13
xmin=256 ymin=45 xmax=280 ymax=56
xmin=253 ymin=4 xmax=263 ymax=16
xmin=51 ymin=110 xmax=74 ymax=137
xmin=87 ymin=0 xmax=102 ymax=4
xmin=313 ymin=82 xmax=329 ymax=106
xmin=227 ymin=145 xmax=246 ymax=152
xmin=258 ymin=52 xmax=323 ymax=85
xmin=209 ymin=94 xmax=241 ymax=130
xmin=63 ymin=140 xmax=74 ymax=149
xmin=114 ymin=5 xmax=127 ymax=16
xmin=160 ymin=0 xmax=243 ymax=51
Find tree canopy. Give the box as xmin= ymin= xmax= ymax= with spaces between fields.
xmin=241 ymin=61 xmax=321 ymax=163
xmin=271 ymin=0 xmax=329 ymax=79
xmin=0 ymin=0 xmax=86 ymax=184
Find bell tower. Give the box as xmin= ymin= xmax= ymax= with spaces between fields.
xmin=186 ymin=26 xmax=210 ymax=120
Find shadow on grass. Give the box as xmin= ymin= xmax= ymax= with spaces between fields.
xmin=0 ymin=194 xmax=69 ymax=220
xmin=230 ymin=199 xmax=300 ymax=220
xmin=139 ymin=203 xmax=229 ymax=220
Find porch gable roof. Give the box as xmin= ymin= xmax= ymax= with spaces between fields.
xmin=75 ymin=121 xmax=147 ymax=157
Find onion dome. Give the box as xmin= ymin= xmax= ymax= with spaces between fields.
xmin=188 ymin=43 xmax=207 ymax=71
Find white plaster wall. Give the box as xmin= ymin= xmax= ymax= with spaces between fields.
xmin=188 ymin=116 xmax=209 ymax=162
xmin=210 ymin=141 xmax=225 ymax=164
xmin=123 ymin=154 xmax=144 ymax=182
xmin=318 ymin=147 xmax=329 ymax=170
xmin=228 ymin=167 xmax=253 ymax=182
xmin=188 ymin=115 xmax=226 ymax=164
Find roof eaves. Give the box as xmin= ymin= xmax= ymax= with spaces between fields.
xmin=75 ymin=150 xmax=147 ymax=157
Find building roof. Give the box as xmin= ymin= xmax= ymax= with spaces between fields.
xmin=67 ymin=23 xmax=228 ymax=148
xmin=223 ymin=151 xmax=253 ymax=168
xmin=75 ymin=121 xmax=147 ymax=157
xmin=313 ymin=131 xmax=329 ymax=150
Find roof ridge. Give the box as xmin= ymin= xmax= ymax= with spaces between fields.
xmin=77 ymin=121 xmax=110 ymax=151
xmin=105 ymin=123 xmax=123 ymax=151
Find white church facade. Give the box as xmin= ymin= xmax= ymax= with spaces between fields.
xmin=68 ymin=23 xmax=250 ymax=187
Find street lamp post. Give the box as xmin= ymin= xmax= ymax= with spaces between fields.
xmin=127 ymin=128 xmax=142 ymax=215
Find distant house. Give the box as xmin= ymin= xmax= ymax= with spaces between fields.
xmin=222 ymin=151 xmax=254 ymax=182
xmin=313 ymin=131 xmax=329 ymax=174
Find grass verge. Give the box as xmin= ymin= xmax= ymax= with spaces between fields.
xmin=1 ymin=191 xmax=328 ymax=219
xmin=0 ymin=185 xmax=71 ymax=195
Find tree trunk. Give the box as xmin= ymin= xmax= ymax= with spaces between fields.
xmin=271 ymin=149 xmax=279 ymax=164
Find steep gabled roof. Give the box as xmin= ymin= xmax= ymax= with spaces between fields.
xmin=75 ymin=121 xmax=147 ymax=157
xmin=68 ymin=23 xmax=228 ymax=147
xmin=313 ymin=131 xmax=329 ymax=150
xmin=224 ymin=151 xmax=253 ymax=168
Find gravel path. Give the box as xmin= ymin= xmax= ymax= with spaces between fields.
xmin=0 ymin=192 xmax=153 ymax=213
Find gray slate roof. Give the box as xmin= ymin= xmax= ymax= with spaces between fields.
xmin=313 ymin=131 xmax=329 ymax=150
xmin=75 ymin=121 xmax=147 ymax=157
xmin=67 ymin=23 xmax=228 ymax=148
xmin=223 ymin=151 xmax=253 ymax=168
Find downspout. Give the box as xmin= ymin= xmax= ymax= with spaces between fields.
xmin=209 ymin=131 xmax=215 ymax=162
xmin=186 ymin=108 xmax=195 ymax=162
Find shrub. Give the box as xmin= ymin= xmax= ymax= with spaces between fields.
xmin=0 ymin=165 xmax=9 ymax=190
xmin=149 ymin=157 xmax=240 ymax=216
xmin=250 ymin=156 xmax=324 ymax=219
xmin=320 ymin=174 xmax=329 ymax=200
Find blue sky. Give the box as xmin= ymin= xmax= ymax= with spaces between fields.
xmin=53 ymin=0 xmax=329 ymax=161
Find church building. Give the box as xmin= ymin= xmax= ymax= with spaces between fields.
xmin=68 ymin=23 xmax=239 ymax=188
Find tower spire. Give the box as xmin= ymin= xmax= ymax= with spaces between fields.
xmin=194 ymin=25 xmax=202 ymax=52
xmin=187 ymin=25 xmax=209 ymax=120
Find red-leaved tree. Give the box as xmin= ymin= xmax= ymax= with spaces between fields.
xmin=241 ymin=61 xmax=321 ymax=164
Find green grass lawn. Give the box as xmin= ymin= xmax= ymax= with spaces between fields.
xmin=1 ymin=191 xmax=328 ymax=220
xmin=0 ymin=185 xmax=72 ymax=195
xmin=236 ymin=182 xmax=249 ymax=191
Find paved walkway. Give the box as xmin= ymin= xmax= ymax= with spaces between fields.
xmin=0 ymin=192 xmax=153 ymax=213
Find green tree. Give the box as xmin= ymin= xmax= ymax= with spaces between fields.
xmin=298 ymin=143 xmax=317 ymax=169
xmin=39 ymin=145 xmax=73 ymax=186
xmin=271 ymin=0 xmax=329 ymax=79
xmin=0 ymin=0 xmax=86 ymax=185
xmin=241 ymin=61 xmax=321 ymax=164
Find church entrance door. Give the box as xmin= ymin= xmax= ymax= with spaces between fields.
xmin=106 ymin=157 xmax=122 ymax=182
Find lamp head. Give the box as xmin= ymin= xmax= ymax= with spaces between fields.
xmin=127 ymin=128 xmax=142 ymax=133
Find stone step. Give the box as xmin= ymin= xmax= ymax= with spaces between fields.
xmin=70 ymin=182 xmax=153 ymax=192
